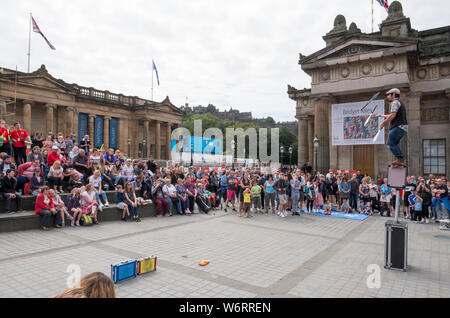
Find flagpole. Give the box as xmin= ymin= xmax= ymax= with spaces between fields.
xmin=151 ymin=63 xmax=154 ymax=101
xmin=27 ymin=13 xmax=32 ymax=73
xmin=371 ymin=0 xmax=374 ymax=33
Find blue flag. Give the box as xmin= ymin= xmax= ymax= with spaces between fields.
xmin=152 ymin=60 xmax=160 ymax=86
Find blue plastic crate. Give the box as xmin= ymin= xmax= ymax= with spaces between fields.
xmin=111 ymin=259 xmax=137 ymax=284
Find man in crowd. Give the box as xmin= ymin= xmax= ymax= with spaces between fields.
xmin=73 ymin=149 xmax=89 ymax=180
xmin=16 ymin=159 xmax=42 ymax=194
xmin=0 ymin=169 xmax=23 ymax=214
xmin=10 ymin=122 xmax=31 ymax=165
xmin=0 ymin=155 xmax=15 ymax=177
xmin=0 ymin=120 xmax=11 ymax=155
xmin=147 ymin=155 xmax=157 ymax=175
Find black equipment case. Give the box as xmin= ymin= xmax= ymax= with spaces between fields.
xmin=385 ymin=220 xmax=408 ymax=271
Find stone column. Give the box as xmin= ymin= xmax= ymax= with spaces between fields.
xmin=45 ymin=104 xmax=57 ymax=135
xmin=328 ymin=97 xmax=338 ymax=170
xmin=313 ymin=96 xmax=331 ymax=173
xmin=66 ymin=107 xmax=75 ymax=137
xmin=155 ymin=120 xmax=161 ymax=160
xmin=166 ymin=122 xmax=172 ymax=160
xmin=143 ymin=120 xmax=150 ymax=158
xmin=73 ymin=109 xmax=79 ymax=144
xmin=22 ymin=101 xmax=33 ymax=133
xmin=0 ymin=99 xmax=7 ymax=120
xmin=88 ymin=114 xmax=96 ymax=150
xmin=406 ymin=92 xmax=422 ymax=177
xmin=297 ymin=117 xmax=308 ymax=166
xmin=446 ymin=90 xmax=450 ymax=178
xmin=307 ymin=117 xmax=314 ymax=164
xmin=104 ymin=116 xmax=111 ymax=150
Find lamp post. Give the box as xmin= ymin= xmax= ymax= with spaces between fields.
xmin=313 ymin=137 xmax=319 ymax=177
xmin=231 ymin=140 xmax=236 ymax=169
xmin=127 ymin=137 xmax=131 ymax=159
xmin=190 ymin=142 xmax=194 ymax=167
xmin=142 ymin=139 xmax=147 ymax=159
xmin=280 ymin=146 xmax=284 ymax=167
xmin=289 ymin=146 xmax=293 ymax=169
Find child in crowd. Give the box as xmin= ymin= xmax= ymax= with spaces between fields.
xmin=408 ymin=189 xmax=416 ymax=221
xmin=366 ymin=201 xmax=373 ymax=216
xmin=115 ymin=185 xmax=130 ymax=221
xmin=49 ymin=189 xmax=72 ymax=227
xmin=359 ymin=201 xmax=367 ymax=214
xmin=242 ymin=187 xmax=253 ymax=218
xmin=89 ymin=170 xmax=109 ymax=208
xmin=413 ymin=193 xmax=424 ymax=223
xmin=69 ymin=173 xmax=83 ymax=189
xmin=67 ymin=188 xmax=83 ymax=226
xmin=251 ymin=180 xmax=262 ymax=214
xmin=323 ymin=200 xmax=332 ymax=215
xmin=341 ymin=199 xmax=351 ymax=213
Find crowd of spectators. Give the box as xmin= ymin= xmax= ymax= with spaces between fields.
xmin=1 ymin=120 xmax=449 ymax=231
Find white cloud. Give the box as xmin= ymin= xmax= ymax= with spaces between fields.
xmin=0 ymin=0 xmax=448 ymax=122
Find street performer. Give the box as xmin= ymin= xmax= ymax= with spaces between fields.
xmin=376 ymin=88 xmax=408 ymax=166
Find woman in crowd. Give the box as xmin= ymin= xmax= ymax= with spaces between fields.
xmin=47 ymin=160 xmax=64 ymax=193
xmin=162 ymin=177 xmax=181 ymax=215
xmin=30 ymin=168 xmax=45 ymax=196
xmin=89 ymin=148 xmax=102 ymax=165
xmin=31 ymin=131 xmax=44 ymax=149
xmin=176 ymin=178 xmax=191 ymax=215
xmin=290 ymin=173 xmax=301 ymax=215
xmin=124 ymin=181 xmax=141 ymax=222
xmin=121 ymin=159 xmax=136 ymax=182
xmin=53 ymin=134 xmax=67 ymax=154
xmin=359 ymin=177 xmax=371 ymax=212
xmin=67 ymin=187 xmax=83 ymax=226
xmin=34 ymin=186 xmax=61 ymax=231
xmin=110 ymin=160 xmax=124 ymax=186
xmin=98 ymin=160 xmax=114 ymax=190
xmin=55 ymin=272 xmax=116 ymax=298
xmin=27 ymin=146 xmax=45 ymax=165
xmin=379 ymin=178 xmax=392 ymax=217
xmin=80 ymin=184 xmax=99 ymax=224
xmin=88 ymin=170 xmax=109 ymax=207
xmin=49 ymin=189 xmax=72 ymax=227
xmin=369 ymin=179 xmax=379 ymax=211
xmin=264 ymin=176 xmax=276 ymax=214
xmin=79 ymin=135 xmax=90 ymax=154
xmin=42 ymin=135 xmax=53 ymax=154
xmin=305 ymin=180 xmax=316 ymax=214
xmin=339 ymin=177 xmax=350 ymax=208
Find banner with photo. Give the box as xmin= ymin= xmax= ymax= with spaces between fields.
xmin=331 ymin=100 xmax=385 ymax=146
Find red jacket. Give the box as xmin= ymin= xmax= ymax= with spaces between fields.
xmin=47 ymin=151 xmax=63 ymax=167
xmin=34 ymin=193 xmax=55 ymax=215
xmin=18 ymin=162 xmax=43 ymax=178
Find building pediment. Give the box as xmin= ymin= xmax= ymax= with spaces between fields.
xmin=300 ymin=37 xmax=417 ymax=68
xmin=19 ymin=76 xmax=75 ymax=93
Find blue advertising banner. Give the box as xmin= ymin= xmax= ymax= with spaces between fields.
xmin=109 ymin=118 xmax=118 ymax=149
xmin=78 ymin=113 xmax=88 ymax=142
xmin=171 ymin=136 xmax=222 ymax=155
xmin=94 ymin=116 xmax=104 ymax=148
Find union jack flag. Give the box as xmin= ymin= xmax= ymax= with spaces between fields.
xmin=32 ymin=16 xmax=56 ymax=50
xmin=376 ymin=0 xmax=389 ymax=12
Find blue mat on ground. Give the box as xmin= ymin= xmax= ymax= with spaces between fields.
xmin=299 ymin=208 xmax=369 ymax=221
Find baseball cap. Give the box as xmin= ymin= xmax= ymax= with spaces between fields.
xmin=52 ymin=146 xmax=58 ymax=150
xmin=386 ymin=88 xmax=400 ymax=95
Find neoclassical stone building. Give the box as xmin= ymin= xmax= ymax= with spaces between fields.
xmin=289 ymin=1 xmax=450 ymax=178
xmin=0 ymin=65 xmax=182 ymax=159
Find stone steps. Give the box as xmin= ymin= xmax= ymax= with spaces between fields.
xmin=0 ymin=191 xmax=160 ymax=233
xmin=0 ymin=203 xmax=158 ymax=233
xmin=0 ymin=191 xmax=117 ymax=214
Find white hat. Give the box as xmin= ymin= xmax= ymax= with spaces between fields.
xmin=386 ymin=88 xmax=400 ymax=95
xmin=52 ymin=146 xmax=58 ymax=150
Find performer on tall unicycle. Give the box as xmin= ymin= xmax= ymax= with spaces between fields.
xmin=376 ymin=88 xmax=408 ymax=166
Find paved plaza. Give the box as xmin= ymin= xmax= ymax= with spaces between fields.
xmin=0 ymin=209 xmax=449 ymax=298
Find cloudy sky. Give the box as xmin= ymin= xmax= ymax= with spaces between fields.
xmin=1 ymin=0 xmax=448 ymax=122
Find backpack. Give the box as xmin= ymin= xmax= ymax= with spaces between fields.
xmin=80 ymin=214 xmax=94 ymax=226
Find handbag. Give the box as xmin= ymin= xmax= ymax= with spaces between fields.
xmin=80 ymin=214 xmax=94 ymax=226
